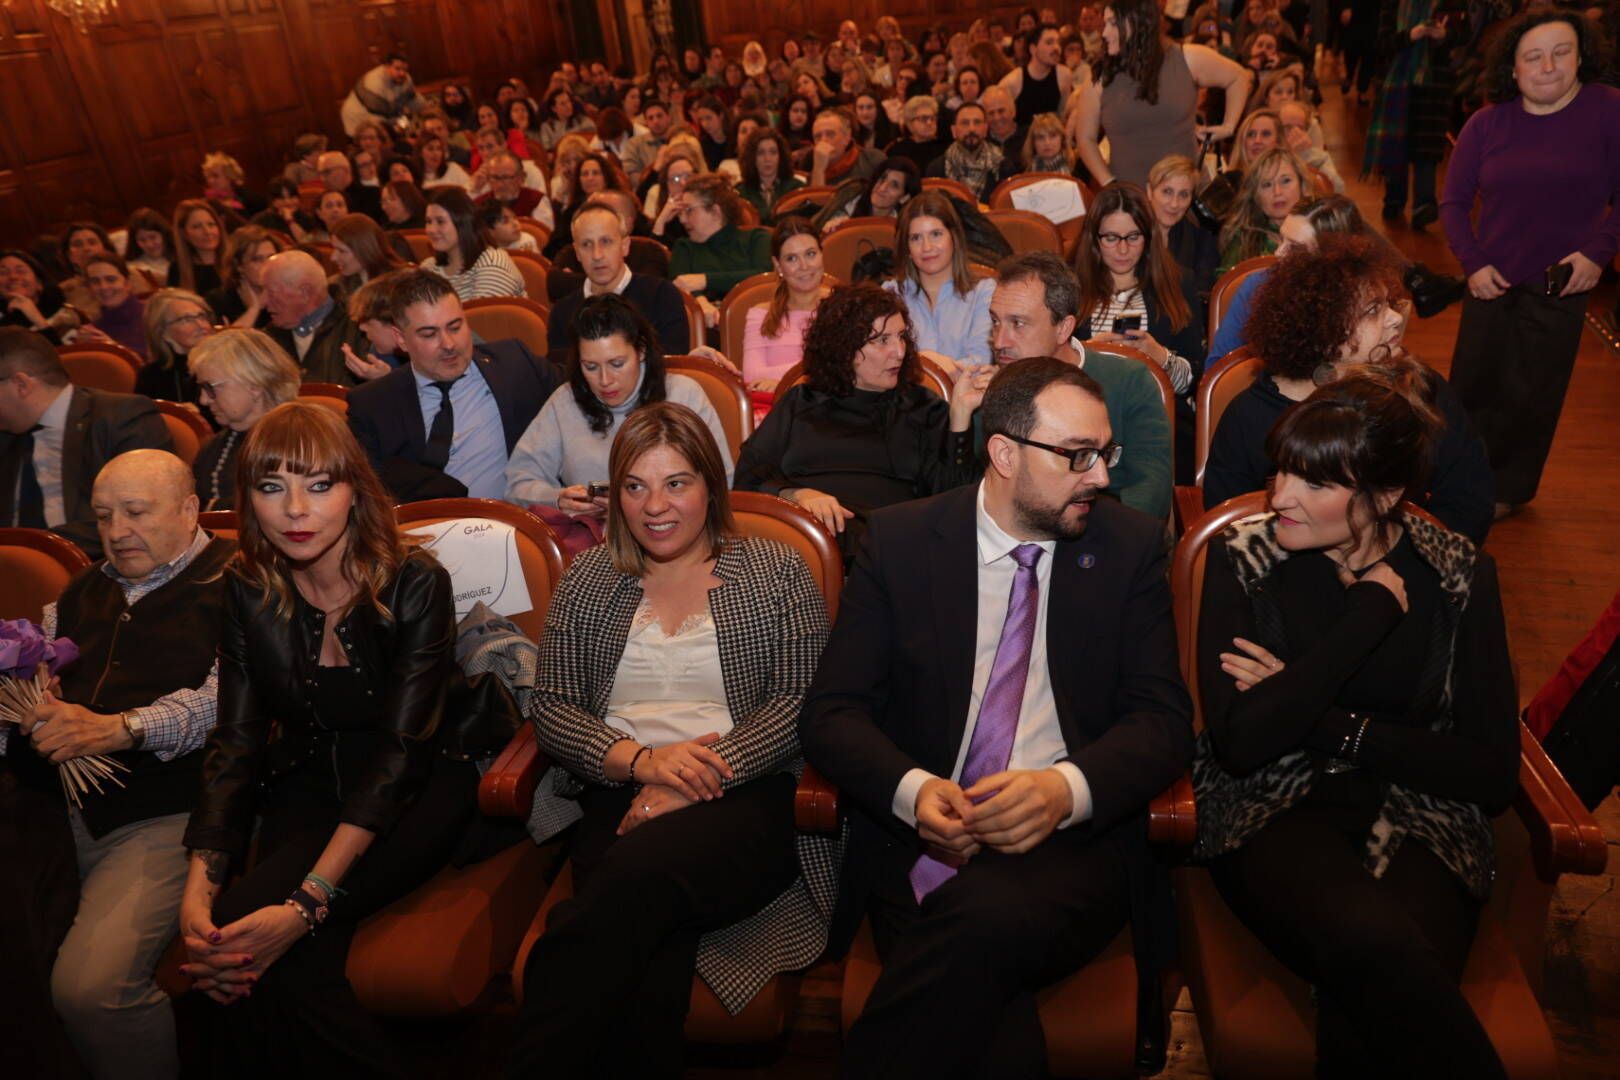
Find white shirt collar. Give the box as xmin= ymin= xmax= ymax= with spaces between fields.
xmin=583 ymin=263 xmax=633 ymax=298
xmin=38 ymin=384 xmax=75 ymax=432
xmin=975 ymin=481 xmax=1056 ymax=567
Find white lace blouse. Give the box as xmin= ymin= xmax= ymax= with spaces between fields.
xmin=603 ymin=602 xmax=733 ymax=747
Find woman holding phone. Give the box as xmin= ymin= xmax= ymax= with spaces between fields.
xmin=1440 ymin=8 xmax=1620 ymax=520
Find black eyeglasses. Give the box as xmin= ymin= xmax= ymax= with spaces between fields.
xmin=1003 ymin=434 xmax=1123 ymax=472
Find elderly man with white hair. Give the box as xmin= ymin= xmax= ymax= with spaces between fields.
xmin=3 ymin=449 xmax=234 ymax=1080
xmin=261 ymin=250 xmax=368 ymax=385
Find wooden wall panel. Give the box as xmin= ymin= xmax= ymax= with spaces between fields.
xmin=0 ymin=0 xmax=573 ymax=248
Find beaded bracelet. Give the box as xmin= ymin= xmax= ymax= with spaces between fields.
xmin=628 ymin=745 xmax=652 ymax=784
xmin=303 ymin=872 xmax=340 ymax=902
xmin=1347 ymin=716 xmax=1372 ymax=764
xmin=283 ymin=898 xmax=317 ymax=934
xmin=286 ymin=887 xmax=329 ymax=934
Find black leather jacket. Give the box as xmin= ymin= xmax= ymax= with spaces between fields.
xmin=184 ymin=551 xmax=519 ymax=857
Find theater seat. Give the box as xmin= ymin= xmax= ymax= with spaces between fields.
xmin=0 ymin=528 xmax=91 ymax=620
xmin=58 ymin=342 xmax=142 ymax=395
xmin=463 ymin=297 xmax=548 ymax=357
xmin=664 ymin=354 xmax=752 ymax=463
xmin=154 ymin=401 xmax=212 ymax=466
xmin=1171 ymin=493 xmax=1606 ymax=1079
xmin=821 ymin=217 xmax=897 ymax=283
xmin=1208 ymin=256 xmax=1276 ymax=342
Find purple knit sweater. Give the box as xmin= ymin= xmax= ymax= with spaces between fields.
xmin=1440 ymin=83 xmax=1620 ymax=288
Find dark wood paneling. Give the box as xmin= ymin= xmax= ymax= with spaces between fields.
xmin=0 ymin=0 xmax=572 ymax=247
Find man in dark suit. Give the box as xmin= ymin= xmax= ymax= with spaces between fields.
xmin=347 ymin=269 xmax=559 ymax=502
xmin=545 ymin=202 xmax=690 ymax=367
xmin=0 ymin=327 xmax=173 ymax=557
xmin=801 ymin=357 xmax=1194 ymax=1079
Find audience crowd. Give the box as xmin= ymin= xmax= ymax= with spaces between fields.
xmin=3 ymin=3 xmax=1618 ymax=1078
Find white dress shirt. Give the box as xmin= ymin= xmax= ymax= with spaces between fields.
xmin=582 ymin=263 xmax=633 ymax=298
xmin=891 ymin=482 xmax=1093 ymax=828
xmin=34 ymin=383 xmax=75 ymax=528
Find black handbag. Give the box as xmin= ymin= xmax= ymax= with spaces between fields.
xmin=1191 ymin=135 xmax=1237 ymax=233
xmin=1540 ymin=635 xmax=1620 ymax=811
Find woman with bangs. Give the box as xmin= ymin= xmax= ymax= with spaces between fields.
xmin=1216 ymin=146 xmax=1308 ymax=274
xmin=179 ymin=401 xmax=520 ymax=1071
xmin=1203 ymin=236 xmax=1494 ymax=543
xmin=1192 ymin=363 xmax=1516 ymax=1078
xmin=735 ymin=282 xmax=981 ymax=557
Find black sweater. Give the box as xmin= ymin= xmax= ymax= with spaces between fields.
xmin=1198 ymin=533 xmax=1519 ymax=809
xmin=1202 ymin=369 xmax=1495 ymax=544
xmin=735 ymin=383 xmax=976 ymax=556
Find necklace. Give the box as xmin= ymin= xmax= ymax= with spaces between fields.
xmin=205 ymin=428 xmax=241 ymax=511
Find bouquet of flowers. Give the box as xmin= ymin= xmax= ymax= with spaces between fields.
xmin=0 ymin=619 xmax=128 ymax=808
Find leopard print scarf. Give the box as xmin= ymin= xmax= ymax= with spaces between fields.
xmin=1192 ymin=510 xmax=1497 ymax=900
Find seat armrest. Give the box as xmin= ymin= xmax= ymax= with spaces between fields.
xmin=1173 ymin=486 xmax=1205 ymax=536
xmin=795 ymin=764 xmax=840 ymax=833
xmin=478 ymin=724 xmax=552 ymax=818
xmin=1148 ymin=771 xmax=1197 ymax=847
xmin=1513 ymin=720 xmax=1607 ymax=879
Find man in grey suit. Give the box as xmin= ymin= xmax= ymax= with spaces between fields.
xmin=0 ymin=327 xmax=173 ymax=557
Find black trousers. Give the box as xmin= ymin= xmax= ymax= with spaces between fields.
xmin=1209 ymin=781 xmax=1506 ymax=1080
xmin=0 ymin=773 xmax=80 ymax=1079
xmin=841 ymin=827 xmax=1130 ymax=1080
xmin=203 ymin=752 xmax=480 ymax=1079
xmin=507 ymin=772 xmax=798 ymax=1078
xmin=1449 ymin=285 xmax=1588 ymax=505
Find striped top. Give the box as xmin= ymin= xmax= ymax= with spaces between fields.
xmin=419 ymin=245 xmax=527 ymax=301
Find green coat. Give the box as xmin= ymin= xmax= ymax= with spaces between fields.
xmin=669 ymin=224 xmax=773 ymax=302
xmin=739 ymin=176 xmax=807 ymax=226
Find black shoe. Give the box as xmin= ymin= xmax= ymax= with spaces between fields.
xmin=1411 ymin=202 xmax=1439 ymax=229
xmin=1404 ymin=263 xmax=1466 ymax=318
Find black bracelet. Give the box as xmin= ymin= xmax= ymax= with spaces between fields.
xmin=628 ymin=744 xmax=652 ymax=784
xmin=286 ymin=887 xmax=329 ymax=933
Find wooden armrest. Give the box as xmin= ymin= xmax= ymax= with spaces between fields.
xmin=1513 ymin=720 xmax=1607 ymax=880
xmin=794 ymin=764 xmax=840 ymax=833
xmin=477 ymin=724 xmax=552 ymax=818
xmin=1173 ymin=486 xmax=1205 ymax=536
xmin=1147 ymin=771 xmax=1197 ymax=847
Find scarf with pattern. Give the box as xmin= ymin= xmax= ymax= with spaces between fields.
xmin=943 ymin=139 xmax=1004 ymax=197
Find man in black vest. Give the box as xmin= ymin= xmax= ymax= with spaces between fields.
xmin=999 ymin=24 xmax=1075 ymax=126
xmin=0 ymin=327 xmax=174 ymax=559
xmin=7 ymin=449 xmax=232 ymax=1079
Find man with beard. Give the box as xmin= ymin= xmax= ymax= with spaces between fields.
xmin=987 ymin=252 xmax=1172 ymax=520
xmin=802 ymin=357 xmax=1193 ymax=1080
xmin=923 ymin=101 xmax=1013 ymax=201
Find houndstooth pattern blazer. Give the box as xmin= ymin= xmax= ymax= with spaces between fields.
xmin=525 ymin=535 xmax=840 ymax=1013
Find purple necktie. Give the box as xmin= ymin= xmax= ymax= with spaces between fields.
xmin=910 ymin=542 xmax=1044 ymax=903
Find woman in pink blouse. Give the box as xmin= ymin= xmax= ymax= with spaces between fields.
xmin=741 ymin=219 xmax=831 ymax=398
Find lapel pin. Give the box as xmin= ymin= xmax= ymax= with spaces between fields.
xmin=1078 ymin=554 xmax=1096 ymax=569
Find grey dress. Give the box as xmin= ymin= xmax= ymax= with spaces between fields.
xmin=1099 ymin=42 xmax=1198 ymax=186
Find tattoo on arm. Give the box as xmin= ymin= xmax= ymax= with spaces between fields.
xmin=195 ymin=849 xmax=230 ymax=886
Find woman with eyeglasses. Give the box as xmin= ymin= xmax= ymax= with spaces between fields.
xmin=1202 ymin=236 xmax=1494 ymax=544
xmin=1073 ymin=183 xmax=1204 ymax=399
xmin=139 ymin=289 xmax=217 ymax=406
xmin=187 ymin=328 xmax=302 ymax=510
xmin=735 ymin=282 xmax=983 ymax=558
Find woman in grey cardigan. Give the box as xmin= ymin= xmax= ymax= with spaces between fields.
xmin=509 ymin=403 xmax=834 ymax=1075
xmin=504 ymin=294 xmax=731 ymax=512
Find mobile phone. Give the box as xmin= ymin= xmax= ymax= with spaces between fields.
xmin=1544 ymin=262 xmax=1573 ymax=297
xmin=586 ymin=481 xmax=610 ymax=499
xmin=1112 ymin=315 xmax=1143 ymax=334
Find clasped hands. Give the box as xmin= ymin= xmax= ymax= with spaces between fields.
xmin=178 ymin=899 xmax=309 ymax=1006
xmin=913 ymin=768 xmax=1073 ymax=863
xmin=616 ymin=733 xmax=734 ymax=836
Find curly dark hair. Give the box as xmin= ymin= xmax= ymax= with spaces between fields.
xmin=1484 ymin=7 xmax=1610 ymax=103
xmin=1097 ymin=0 xmax=1167 ymax=104
xmin=802 ymin=283 xmax=919 ymax=397
xmin=1246 ymin=234 xmax=1406 ymax=381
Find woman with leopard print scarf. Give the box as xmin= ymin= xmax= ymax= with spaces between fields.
xmin=1192 ymin=363 xmax=1518 ymax=1079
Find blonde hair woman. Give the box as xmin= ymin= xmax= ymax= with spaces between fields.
xmin=186 ymin=328 xmax=303 ymax=509
xmin=1021 ymin=112 xmax=1077 ymax=174
xmin=139 ymin=288 xmax=216 ymax=404
xmin=1218 ymin=147 xmax=1308 ymax=274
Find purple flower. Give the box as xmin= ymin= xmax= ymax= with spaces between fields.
xmin=0 ymin=619 xmax=79 ymax=680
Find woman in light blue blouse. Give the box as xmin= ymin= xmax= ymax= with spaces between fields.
xmin=883 ymin=190 xmax=994 ymax=377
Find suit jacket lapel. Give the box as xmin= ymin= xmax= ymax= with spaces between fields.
xmin=59 ymin=389 xmax=92 ymax=522
xmin=928 ymin=487 xmax=981 ymax=767
xmin=392 ymin=370 xmax=428 ymax=457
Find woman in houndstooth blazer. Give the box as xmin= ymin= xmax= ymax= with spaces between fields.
xmin=509 ymin=402 xmax=836 ymax=1076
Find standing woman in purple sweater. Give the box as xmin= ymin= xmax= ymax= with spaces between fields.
xmin=1440 ymin=9 xmax=1620 ymax=520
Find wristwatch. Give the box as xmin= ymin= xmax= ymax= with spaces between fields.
xmin=119 ymin=710 xmax=146 ymax=750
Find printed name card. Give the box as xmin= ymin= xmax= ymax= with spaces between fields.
xmin=1011 ymin=180 xmax=1087 ymax=225
xmin=406 ymin=517 xmax=534 ymax=620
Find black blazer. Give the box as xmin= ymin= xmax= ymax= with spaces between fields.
xmin=346 ymin=339 xmax=560 ymax=501
xmin=544 ymin=274 xmax=691 ymax=368
xmin=0 ymin=386 xmax=173 ymax=557
xmin=801 ymin=483 xmax=1194 ymax=894
xmin=184 ymin=553 xmax=520 ymax=858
